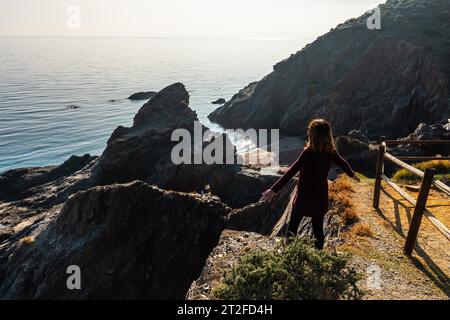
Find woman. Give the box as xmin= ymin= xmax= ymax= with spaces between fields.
xmin=260 ymin=119 xmax=360 ymax=250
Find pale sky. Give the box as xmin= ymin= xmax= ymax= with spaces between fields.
xmin=0 ymin=0 xmax=386 ymax=39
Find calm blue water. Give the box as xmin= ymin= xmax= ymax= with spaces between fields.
xmin=0 ymin=37 xmax=308 ymax=172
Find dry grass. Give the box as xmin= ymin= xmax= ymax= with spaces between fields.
xmin=330 ymin=176 xmax=361 ymax=227
xmin=330 ymin=176 xmax=354 ymax=193
xmin=342 ymin=207 xmax=359 ymax=226
xmin=329 ymin=176 xmax=375 ymax=239
xmin=352 ymin=223 xmax=374 ymax=238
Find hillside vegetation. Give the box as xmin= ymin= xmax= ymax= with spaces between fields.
xmin=392 ymin=160 xmax=450 ymax=183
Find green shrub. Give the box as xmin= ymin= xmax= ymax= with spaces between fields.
xmin=392 ymin=160 xmax=450 ymax=183
xmin=213 ymin=237 xmax=364 ymax=300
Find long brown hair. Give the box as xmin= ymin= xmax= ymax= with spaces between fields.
xmin=305 ymin=119 xmax=336 ymax=154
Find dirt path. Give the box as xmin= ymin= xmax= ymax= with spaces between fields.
xmin=338 ymin=179 xmax=449 ymax=300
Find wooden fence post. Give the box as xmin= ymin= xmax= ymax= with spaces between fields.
xmin=373 ymin=137 xmax=386 ymax=208
xmin=404 ymin=168 xmax=435 ymax=255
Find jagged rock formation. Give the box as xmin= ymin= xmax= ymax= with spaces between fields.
xmin=0 ymin=182 xmax=229 ymax=299
xmin=92 ymin=83 xmax=276 ymax=208
xmin=209 ymin=0 xmax=450 ymax=139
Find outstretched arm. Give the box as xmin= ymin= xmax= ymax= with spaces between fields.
xmin=260 ymin=150 xmax=307 ymax=202
xmin=271 ymin=149 xmax=308 ymax=193
xmin=332 ymin=151 xmax=358 ymax=180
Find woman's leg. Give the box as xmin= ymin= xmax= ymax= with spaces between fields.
xmin=311 ymin=217 xmax=325 ymax=250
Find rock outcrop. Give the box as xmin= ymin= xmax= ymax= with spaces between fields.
xmin=226 ymin=179 xmax=297 ymax=235
xmin=211 ymin=98 xmax=226 ymax=105
xmin=0 ymin=182 xmax=229 ymax=299
xmin=0 ymin=154 xmax=96 ymax=203
xmin=92 ymin=83 xmax=276 ymax=208
xmin=127 ymin=91 xmax=157 ymax=100
xmin=391 ymin=119 xmax=450 ymax=157
xmin=334 ymin=135 xmax=379 ymax=177
xmin=209 ymin=0 xmax=450 ymax=139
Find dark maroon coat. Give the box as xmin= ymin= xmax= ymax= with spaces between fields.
xmin=271 ymin=148 xmax=355 ymax=218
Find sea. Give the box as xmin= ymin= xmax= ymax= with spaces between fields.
xmin=0 ymin=37 xmax=309 ymax=172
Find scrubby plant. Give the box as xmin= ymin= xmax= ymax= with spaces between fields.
xmin=213 ymin=237 xmax=364 ymax=300
xmin=353 ymin=223 xmax=374 ymax=238
xmin=392 ymin=160 xmax=450 ymax=183
xmin=342 ymin=207 xmax=359 ymax=226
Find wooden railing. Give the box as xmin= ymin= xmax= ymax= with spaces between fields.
xmin=372 ymin=137 xmax=450 ymax=255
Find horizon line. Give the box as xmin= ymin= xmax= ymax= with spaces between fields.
xmin=0 ymin=35 xmax=315 ymax=41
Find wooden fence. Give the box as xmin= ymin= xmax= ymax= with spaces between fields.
xmin=372 ymin=138 xmax=450 ymax=255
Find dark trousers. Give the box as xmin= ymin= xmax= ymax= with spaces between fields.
xmin=288 ymin=211 xmax=325 ymax=250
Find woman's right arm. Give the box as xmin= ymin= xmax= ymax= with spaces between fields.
xmin=270 ymin=149 xmax=308 ymax=193
xmin=260 ymin=151 xmax=306 ymax=202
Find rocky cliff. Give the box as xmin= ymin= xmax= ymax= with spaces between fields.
xmin=1 ymin=182 xmax=228 ymax=299
xmin=209 ymin=0 xmax=450 ymax=139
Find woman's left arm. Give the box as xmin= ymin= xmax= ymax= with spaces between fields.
xmin=332 ymin=151 xmax=358 ymax=180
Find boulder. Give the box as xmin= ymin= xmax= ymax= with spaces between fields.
xmin=127 ymin=91 xmax=157 ymax=100
xmin=211 ymin=98 xmax=226 ymax=105
xmin=335 ymin=136 xmax=369 ymax=157
xmin=0 ymin=181 xmax=229 ymax=300
xmin=209 ymin=0 xmax=450 ymax=139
